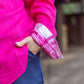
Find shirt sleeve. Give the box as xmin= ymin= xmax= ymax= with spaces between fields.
xmin=30 ymin=0 xmax=57 ymax=37
xmin=24 ymin=0 xmax=64 ymax=59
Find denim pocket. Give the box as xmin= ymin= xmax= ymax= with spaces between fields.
xmin=28 ymin=50 xmax=40 ymax=59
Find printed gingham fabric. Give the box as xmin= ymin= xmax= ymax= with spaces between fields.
xmin=31 ymin=23 xmax=64 ymax=59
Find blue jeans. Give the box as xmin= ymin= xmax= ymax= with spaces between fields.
xmin=13 ymin=50 xmax=44 ymax=84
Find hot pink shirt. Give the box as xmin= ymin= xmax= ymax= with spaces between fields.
xmin=0 ymin=0 xmax=63 ymax=83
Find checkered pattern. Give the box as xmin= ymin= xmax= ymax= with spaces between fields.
xmin=31 ymin=23 xmax=64 ymax=59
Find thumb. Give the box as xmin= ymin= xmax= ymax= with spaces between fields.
xmin=15 ymin=37 xmax=29 ymax=47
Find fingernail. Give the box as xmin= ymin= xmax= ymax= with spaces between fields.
xmin=15 ymin=42 xmax=22 ymax=47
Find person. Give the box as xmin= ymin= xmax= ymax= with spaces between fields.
xmin=0 ymin=0 xmax=63 ymax=84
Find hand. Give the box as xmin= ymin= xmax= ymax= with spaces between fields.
xmin=15 ymin=36 xmax=42 ymax=55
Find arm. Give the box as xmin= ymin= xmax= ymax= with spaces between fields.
xmin=30 ymin=0 xmax=57 ymax=37
xmin=24 ymin=0 xmax=63 ymax=59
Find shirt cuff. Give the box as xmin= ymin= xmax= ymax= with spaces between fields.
xmin=31 ymin=23 xmax=64 ymax=59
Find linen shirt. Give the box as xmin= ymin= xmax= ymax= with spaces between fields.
xmin=0 ymin=0 xmax=63 ymax=83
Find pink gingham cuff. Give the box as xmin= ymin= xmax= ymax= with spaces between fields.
xmin=31 ymin=23 xmax=64 ymax=59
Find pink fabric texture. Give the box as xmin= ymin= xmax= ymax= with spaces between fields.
xmin=31 ymin=23 xmax=63 ymax=59
xmin=0 ymin=0 xmax=63 ymax=83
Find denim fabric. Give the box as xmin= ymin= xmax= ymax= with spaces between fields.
xmin=13 ymin=50 xmax=44 ymax=84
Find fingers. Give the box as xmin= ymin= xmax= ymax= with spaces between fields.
xmin=15 ymin=37 xmax=30 ymax=47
